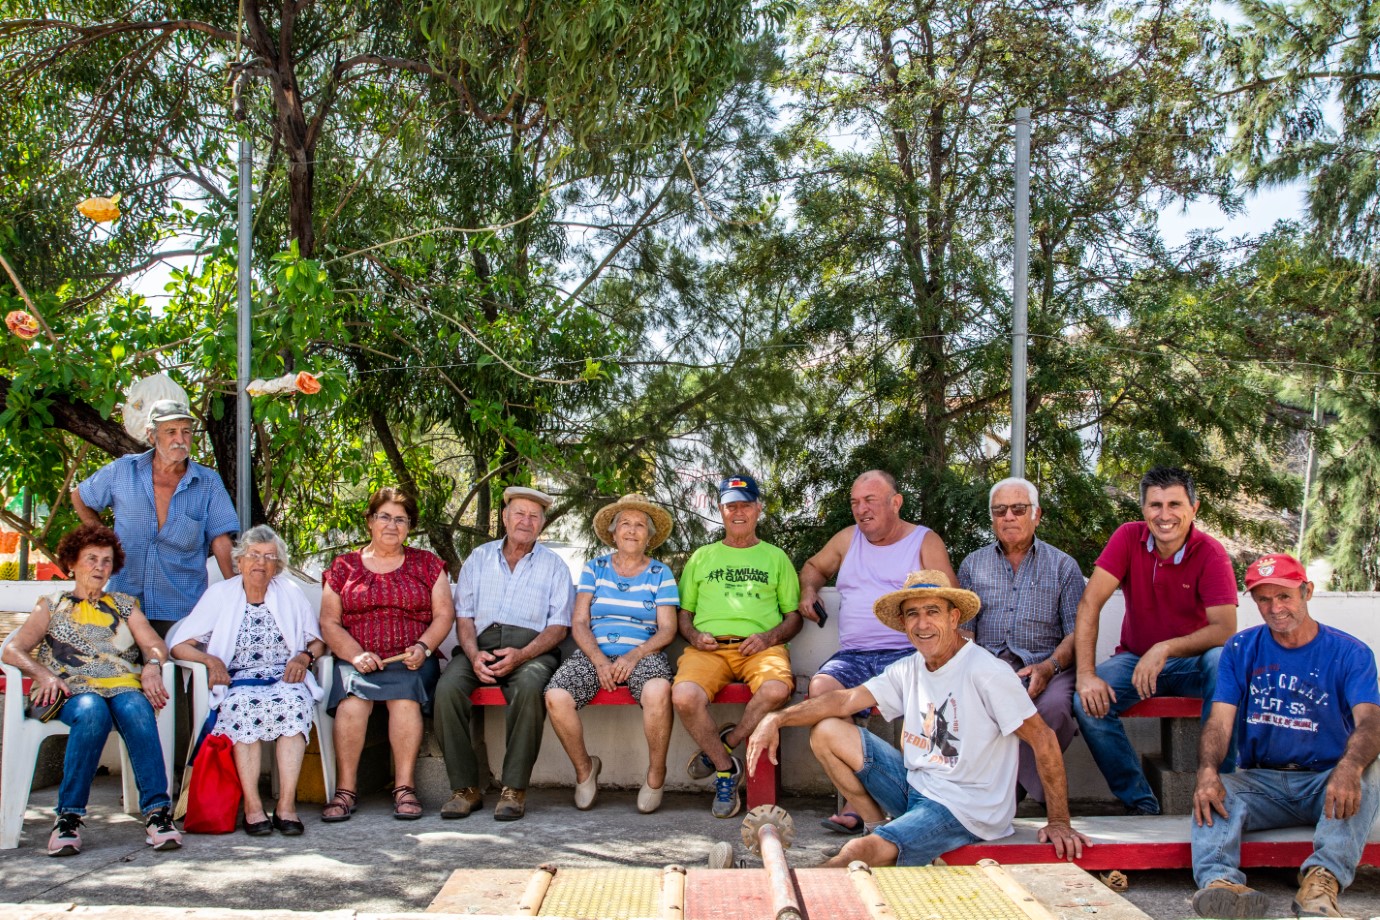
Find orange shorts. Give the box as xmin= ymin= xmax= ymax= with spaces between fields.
xmin=674 ymin=644 xmax=794 ymax=697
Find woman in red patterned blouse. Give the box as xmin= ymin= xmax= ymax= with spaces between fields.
xmin=318 ymin=487 xmax=454 ymax=821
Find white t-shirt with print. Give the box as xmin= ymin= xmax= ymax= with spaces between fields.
xmin=864 ymin=639 xmax=1036 ymax=839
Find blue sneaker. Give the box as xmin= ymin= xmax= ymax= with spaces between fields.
xmin=711 ymin=756 xmax=743 ymax=819
xmin=687 ymin=723 xmax=736 ymax=781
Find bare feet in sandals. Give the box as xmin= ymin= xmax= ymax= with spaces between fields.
xmin=321 ymin=788 xmax=357 ymax=822
xmin=392 ymin=784 xmax=423 ymax=820
xmin=820 ymin=811 xmax=866 ymax=835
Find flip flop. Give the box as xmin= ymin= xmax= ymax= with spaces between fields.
xmin=820 ymin=811 xmax=866 ymax=835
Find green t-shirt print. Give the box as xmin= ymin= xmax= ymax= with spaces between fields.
xmin=679 ymin=541 xmax=801 ymax=638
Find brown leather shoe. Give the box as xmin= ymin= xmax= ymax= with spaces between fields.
xmin=1191 ymin=879 xmax=1269 ymax=918
xmin=494 ymin=786 xmax=526 ymax=821
xmin=440 ymin=788 xmax=483 ymax=819
xmin=1293 ymin=866 xmax=1342 ymax=917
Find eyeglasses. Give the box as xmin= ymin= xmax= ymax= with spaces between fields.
xmin=371 ymin=513 xmax=411 ymax=527
xmin=243 ymin=552 xmax=279 ymax=563
xmin=991 ymin=503 xmax=1032 ymax=519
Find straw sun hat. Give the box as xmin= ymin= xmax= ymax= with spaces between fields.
xmin=591 ymin=494 xmax=674 ymax=552
xmin=873 ymin=570 xmax=982 ymax=632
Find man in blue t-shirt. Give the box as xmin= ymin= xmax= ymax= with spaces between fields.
xmin=1190 ymin=553 xmax=1380 ymax=919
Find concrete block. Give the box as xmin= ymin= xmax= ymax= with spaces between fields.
xmin=34 ymin=734 xmax=67 ymax=789
xmin=1160 ymin=716 xmax=1202 ymax=772
xmin=1144 ymin=754 xmax=1196 ymax=815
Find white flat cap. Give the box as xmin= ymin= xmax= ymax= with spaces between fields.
xmin=502 ymin=486 xmax=554 ymax=509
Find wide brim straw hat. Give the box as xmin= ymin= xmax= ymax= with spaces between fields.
xmin=873 ymin=569 xmax=982 ymax=632
xmin=592 ymin=494 xmax=674 ymax=552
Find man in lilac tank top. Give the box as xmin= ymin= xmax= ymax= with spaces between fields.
xmin=958 ymin=476 xmax=1085 ymax=809
xmin=798 ymin=470 xmax=957 ymax=833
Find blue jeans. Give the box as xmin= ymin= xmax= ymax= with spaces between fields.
xmin=854 ymin=727 xmax=980 ymax=866
xmin=1073 ymin=649 xmax=1234 ymax=813
xmin=56 ymin=691 xmax=170 ymax=816
xmin=1192 ymin=762 xmax=1380 ymax=889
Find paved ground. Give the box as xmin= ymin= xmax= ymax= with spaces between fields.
xmin=3 ymin=777 xmax=1380 ymax=918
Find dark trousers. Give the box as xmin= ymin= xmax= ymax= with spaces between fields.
xmin=433 ymin=624 xmax=558 ymax=790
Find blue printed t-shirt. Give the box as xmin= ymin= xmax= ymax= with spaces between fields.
xmin=1215 ymin=622 xmax=1380 ymax=772
xmin=578 ymin=554 xmax=679 ymax=658
xmin=77 ymin=450 xmax=240 ymax=622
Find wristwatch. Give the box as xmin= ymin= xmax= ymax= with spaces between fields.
xmin=144 ymin=657 xmax=162 ymax=669
xmin=298 ymin=649 xmax=317 ymax=666
xmin=1047 ymin=657 xmax=1062 ymax=675
xmin=414 ymin=641 xmax=433 ymax=658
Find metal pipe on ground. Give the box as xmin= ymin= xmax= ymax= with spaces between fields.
xmin=661 ymin=864 xmax=686 ymax=920
xmin=516 ymin=863 xmax=557 ymax=916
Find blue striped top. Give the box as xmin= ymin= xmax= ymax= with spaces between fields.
xmin=578 ymin=554 xmax=679 ymax=657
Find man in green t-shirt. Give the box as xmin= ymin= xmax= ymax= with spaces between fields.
xmin=672 ymin=474 xmax=802 ymax=818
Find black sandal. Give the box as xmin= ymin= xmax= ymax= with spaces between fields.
xmin=321 ymin=788 xmax=357 ymax=823
xmin=392 ymin=784 xmax=423 ymax=820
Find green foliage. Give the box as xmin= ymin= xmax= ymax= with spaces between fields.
xmin=1217 ymin=0 xmax=1380 ymax=255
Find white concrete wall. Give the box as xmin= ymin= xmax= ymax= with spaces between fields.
xmin=5 ymin=572 xmax=1378 ymax=800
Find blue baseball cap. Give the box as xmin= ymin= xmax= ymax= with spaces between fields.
xmin=718 ymin=474 xmax=760 ymax=504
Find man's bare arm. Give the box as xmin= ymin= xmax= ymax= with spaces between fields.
xmin=799 ymin=528 xmax=851 ymax=621
xmin=70 ymin=488 xmax=102 ymax=527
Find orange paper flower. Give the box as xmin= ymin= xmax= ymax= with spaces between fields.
xmin=294 ymin=371 xmax=321 ymax=395
xmin=5 ymin=310 xmax=39 ymax=340
xmin=77 ymin=195 xmax=121 ymax=223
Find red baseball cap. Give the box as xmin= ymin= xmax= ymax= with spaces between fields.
xmin=1245 ymin=553 xmax=1308 ymax=589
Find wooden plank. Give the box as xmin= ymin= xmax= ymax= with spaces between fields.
xmin=428 ymin=868 xmax=534 ymax=914
xmin=1004 ymin=863 xmax=1155 ymax=920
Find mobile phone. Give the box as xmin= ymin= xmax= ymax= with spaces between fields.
xmin=812 ymin=599 xmax=829 ymax=627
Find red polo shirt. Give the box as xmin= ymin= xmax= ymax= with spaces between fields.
xmin=1095 ymin=522 xmax=1238 ymax=656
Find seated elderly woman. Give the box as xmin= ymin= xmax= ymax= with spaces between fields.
xmin=319 ymin=486 xmax=454 ymax=821
xmin=544 ymin=494 xmax=679 ymax=813
xmin=1 ymin=524 xmax=180 ymax=856
xmin=167 ymin=525 xmax=324 ymax=836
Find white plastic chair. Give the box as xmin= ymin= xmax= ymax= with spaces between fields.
xmin=314 ymin=655 xmax=337 ymax=804
xmin=1 ymin=631 xmax=176 ymax=849
xmin=176 ymin=657 xmax=335 ymax=805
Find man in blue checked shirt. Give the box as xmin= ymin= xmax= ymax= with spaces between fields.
xmin=958 ymin=476 xmax=1085 ymax=809
xmin=72 ymin=398 xmax=238 ymax=637
xmin=434 ymin=486 xmax=575 ymax=822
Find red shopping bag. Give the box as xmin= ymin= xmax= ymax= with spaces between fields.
xmin=182 ymin=733 xmax=242 ymax=834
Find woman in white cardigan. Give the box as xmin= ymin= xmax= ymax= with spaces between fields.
xmin=167 ymin=525 xmax=325 ymax=836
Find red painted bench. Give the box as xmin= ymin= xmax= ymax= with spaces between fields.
xmin=1123 ymin=697 xmax=1203 ymax=719
xmin=941 ymin=816 xmax=1380 ymax=870
xmin=0 ymin=676 xmax=32 ymax=694
xmin=469 ymin=682 xmax=779 ymax=808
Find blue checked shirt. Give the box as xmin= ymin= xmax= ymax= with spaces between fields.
xmin=452 ymin=539 xmax=575 ymax=634
xmin=76 ymin=451 xmax=240 ymax=622
xmin=958 ymin=538 xmax=1085 ymax=667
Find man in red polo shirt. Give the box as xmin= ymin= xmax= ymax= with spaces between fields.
xmin=1073 ymin=467 xmax=1239 ymax=815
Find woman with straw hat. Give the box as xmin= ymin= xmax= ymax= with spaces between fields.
xmin=544 ymin=494 xmax=679 ymax=813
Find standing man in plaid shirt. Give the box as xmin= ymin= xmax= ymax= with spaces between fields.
xmin=958 ymin=477 xmax=1085 ymax=809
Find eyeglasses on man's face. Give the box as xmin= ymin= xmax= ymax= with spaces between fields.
xmin=990 ymin=503 xmax=1032 ymax=519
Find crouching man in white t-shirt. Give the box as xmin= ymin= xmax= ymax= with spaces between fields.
xmin=748 ymin=569 xmax=1089 ymax=867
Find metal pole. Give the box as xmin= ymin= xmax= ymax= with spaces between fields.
xmin=1297 ymin=387 xmax=1323 ymax=559
xmin=1010 ymin=107 xmax=1032 ymax=479
xmin=235 ymin=79 xmax=253 ymax=532
xmin=17 ymin=488 xmax=32 ymax=580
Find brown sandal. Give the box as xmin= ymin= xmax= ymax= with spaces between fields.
xmin=321 ymin=788 xmax=357 ymax=822
xmin=392 ymin=784 xmax=423 ymax=820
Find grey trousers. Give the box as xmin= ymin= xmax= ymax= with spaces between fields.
xmin=1014 ymin=666 xmax=1078 ymax=803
